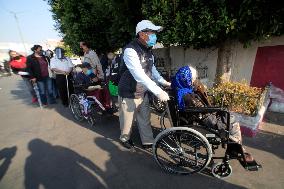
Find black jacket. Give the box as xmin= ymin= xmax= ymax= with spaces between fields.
xmin=26 ymin=54 xmax=50 ymax=81
xmin=118 ymin=39 xmax=154 ymax=98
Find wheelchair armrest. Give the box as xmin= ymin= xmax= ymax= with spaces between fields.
xmin=182 ymin=106 xmax=226 ymax=113
xmin=182 ymin=107 xmax=231 ymax=131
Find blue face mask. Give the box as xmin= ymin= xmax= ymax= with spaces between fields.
xmin=146 ymin=34 xmax=157 ymax=47
xmin=86 ymin=69 xmax=93 ymax=76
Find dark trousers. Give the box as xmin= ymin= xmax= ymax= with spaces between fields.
xmin=55 ymin=74 xmax=74 ymax=106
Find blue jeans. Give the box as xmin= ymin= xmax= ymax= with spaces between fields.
xmin=37 ymin=77 xmax=56 ymax=105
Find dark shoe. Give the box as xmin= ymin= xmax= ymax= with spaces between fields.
xmin=142 ymin=144 xmax=153 ymax=149
xmin=120 ymin=140 xmax=134 ymax=149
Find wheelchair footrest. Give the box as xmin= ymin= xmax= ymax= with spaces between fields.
xmin=241 ymin=160 xmax=262 ymax=171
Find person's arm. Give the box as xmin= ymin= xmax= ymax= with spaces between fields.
xmin=50 ymin=58 xmax=66 ymax=74
xmin=66 ymin=57 xmax=74 ymax=74
xmin=90 ymin=51 xmax=104 ymax=79
xmin=151 ymin=64 xmax=171 ymax=87
xmin=26 ymin=56 xmax=36 ymax=81
xmin=123 ymin=48 xmax=163 ymax=96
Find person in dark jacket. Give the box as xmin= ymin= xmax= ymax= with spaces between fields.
xmin=9 ymin=50 xmax=37 ymax=103
xmin=26 ymin=45 xmax=56 ymax=106
xmin=118 ymin=20 xmax=171 ymax=149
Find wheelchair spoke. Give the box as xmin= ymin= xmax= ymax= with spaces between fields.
xmin=159 ymin=139 xmax=179 ymax=154
xmin=154 ymin=129 xmax=211 ymax=175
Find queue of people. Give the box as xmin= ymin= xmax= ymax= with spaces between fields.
xmin=7 ymin=20 xmax=180 ymax=150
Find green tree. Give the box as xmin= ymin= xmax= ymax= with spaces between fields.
xmin=46 ymin=0 xmax=142 ymax=54
xmin=142 ymin=0 xmax=284 ymax=83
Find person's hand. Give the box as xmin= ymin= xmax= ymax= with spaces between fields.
xmin=164 ymin=81 xmax=171 ymax=87
xmin=92 ymin=77 xmax=99 ymax=82
xmin=31 ymin=78 xmax=36 ymax=83
xmin=136 ymin=85 xmax=145 ymax=93
xmin=157 ymin=90 xmax=170 ymax=102
xmin=134 ymin=85 xmax=145 ymax=98
xmin=164 ymin=81 xmax=171 ymax=89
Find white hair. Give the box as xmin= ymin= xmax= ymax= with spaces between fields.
xmin=189 ymin=66 xmax=197 ymax=82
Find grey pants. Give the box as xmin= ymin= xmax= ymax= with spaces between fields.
xmin=203 ymin=114 xmax=242 ymax=144
xmin=22 ymin=77 xmax=36 ymax=98
xmin=118 ymin=94 xmax=154 ymax=145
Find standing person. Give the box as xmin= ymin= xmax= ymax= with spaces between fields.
xmin=26 ymin=45 xmax=56 ymax=106
xmin=44 ymin=49 xmax=58 ymax=99
xmin=118 ymin=20 xmax=171 ymax=149
xmin=8 ymin=50 xmax=37 ymax=103
xmin=99 ymin=53 xmax=108 ymax=80
xmin=79 ymin=42 xmax=104 ymax=80
xmin=50 ymin=47 xmax=74 ymax=107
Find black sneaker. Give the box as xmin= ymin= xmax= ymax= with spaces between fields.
xmin=120 ymin=139 xmax=135 ymax=149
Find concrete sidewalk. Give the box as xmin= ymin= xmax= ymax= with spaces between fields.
xmin=0 ymin=76 xmax=283 ymax=189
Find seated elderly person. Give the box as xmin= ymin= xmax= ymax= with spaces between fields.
xmin=75 ymin=62 xmax=112 ymax=111
xmin=171 ymin=65 xmax=254 ymax=162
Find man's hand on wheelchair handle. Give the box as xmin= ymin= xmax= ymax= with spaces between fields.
xmin=157 ymin=90 xmax=170 ymax=102
xmin=163 ymin=81 xmax=171 ymax=90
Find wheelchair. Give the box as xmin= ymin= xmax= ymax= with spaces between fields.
xmin=69 ymin=71 xmax=109 ymax=126
xmin=153 ymin=89 xmax=262 ymax=178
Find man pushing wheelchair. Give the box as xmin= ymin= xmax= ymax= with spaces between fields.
xmin=118 ymin=19 xmax=261 ymax=178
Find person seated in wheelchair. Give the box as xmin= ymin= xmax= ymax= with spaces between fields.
xmin=75 ymin=62 xmax=113 ymax=113
xmin=172 ymin=65 xmax=254 ymax=163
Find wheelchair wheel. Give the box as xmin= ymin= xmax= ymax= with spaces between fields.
xmin=87 ymin=116 xmax=95 ymax=126
xmin=211 ymin=162 xmax=232 ymax=179
xmin=153 ymin=127 xmax=212 ymax=175
xmin=70 ymin=94 xmax=84 ymax=121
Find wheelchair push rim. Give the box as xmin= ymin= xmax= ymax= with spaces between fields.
xmin=70 ymin=94 xmax=84 ymax=121
xmin=153 ymin=127 xmax=212 ymax=175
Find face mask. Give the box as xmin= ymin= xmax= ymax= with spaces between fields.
xmin=86 ymin=69 xmax=93 ymax=76
xmin=55 ymin=48 xmax=64 ymax=59
xmin=146 ymin=34 xmax=157 ymax=47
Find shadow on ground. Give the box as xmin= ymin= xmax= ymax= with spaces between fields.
xmin=0 ymin=146 xmax=17 ymax=181
xmin=263 ymin=111 xmax=284 ymax=126
xmin=243 ymin=129 xmax=284 ymax=159
xmin=24 ymin=138 xmax=107 ymax=189
xmin=22 ymin=137 xmax=246 ymax=189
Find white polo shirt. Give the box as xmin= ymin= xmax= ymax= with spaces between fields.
xmin=50 ymin=57 xmax=74 ymax=72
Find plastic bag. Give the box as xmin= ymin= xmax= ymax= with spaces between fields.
xmin=269 ymin=84 xmax=284 ymax=113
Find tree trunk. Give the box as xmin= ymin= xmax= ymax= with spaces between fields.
xmin=215 ymin=40 xmax=235 ymax=85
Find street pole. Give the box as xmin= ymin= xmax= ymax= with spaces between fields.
xmin=10 ymin=11 xmax=27 ymax=54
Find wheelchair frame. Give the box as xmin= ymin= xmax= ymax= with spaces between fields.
xmin=69 ymin=71 xmax=107 ymax=126
xmin=153 ymin=92 xmax=261 ymax=178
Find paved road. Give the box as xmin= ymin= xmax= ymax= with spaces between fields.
xmin=0 ymin=76 xmax=283 ymax=189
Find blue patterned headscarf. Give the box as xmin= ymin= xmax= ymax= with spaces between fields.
xmin=171 ymin=66 xmax=193 ymax=110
